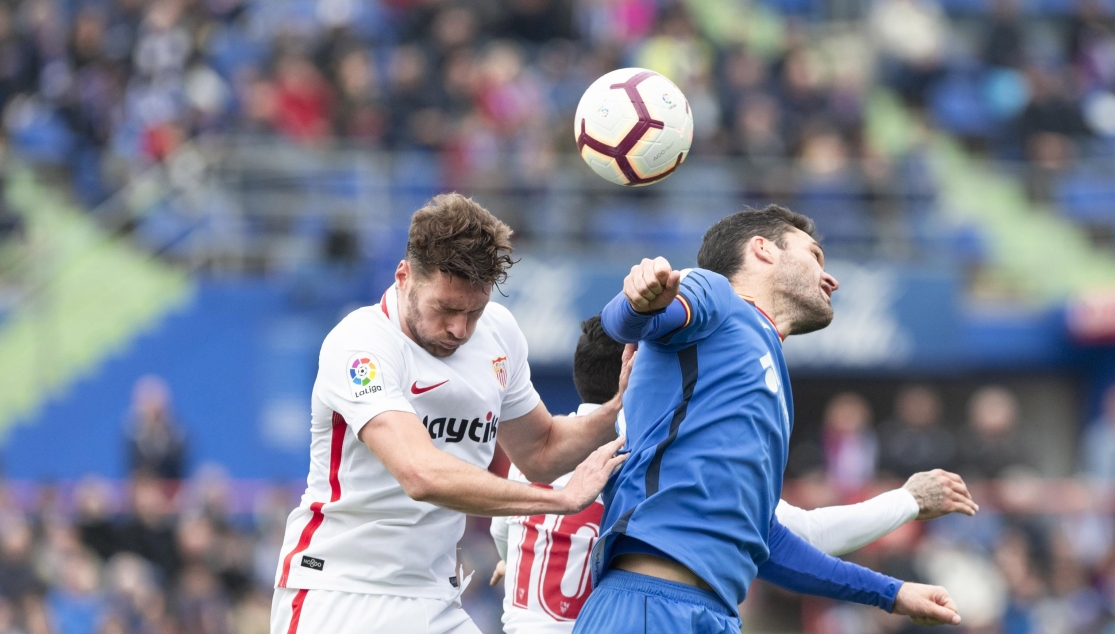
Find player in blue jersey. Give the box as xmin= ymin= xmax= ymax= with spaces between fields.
xmin=574 ymin=205 xmax=966 ymax=633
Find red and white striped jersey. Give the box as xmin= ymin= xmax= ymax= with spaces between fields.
xmin=497 ymin=404 xmax=605 ymax=634
xmin=274 ymin=284 xmax=540 ymax=600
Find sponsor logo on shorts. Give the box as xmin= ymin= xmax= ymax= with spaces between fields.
xmin=301 ymin=556 xmax=325 ymax=571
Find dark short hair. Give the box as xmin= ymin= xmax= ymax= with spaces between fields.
xmin=697 ymin=205 xmax=816 ymax=279
xmin=573 ymin=316 xmax=626 ymax=405
xmin=407 ymin=193 xmax=515 ymax=285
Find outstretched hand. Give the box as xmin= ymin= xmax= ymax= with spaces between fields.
xmin=893 ymin=582 xmax=962 ymax=626
xmin=561 ymin=437 xmax=628 ymax=513
xmin=624 ymin=257 xmax=682 ymax=313
xmin=904 ymin=469 xmax=979 ymax=520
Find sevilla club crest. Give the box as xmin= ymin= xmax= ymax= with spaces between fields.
xmin=492 ymin=356 xmax=509 ymax=391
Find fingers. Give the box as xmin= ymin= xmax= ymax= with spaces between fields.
xmin=665 ymin=269 xmax=682 ymax=295
xmin=604 ymin=453 xmax=628 ymax=473
xmin=625 ymin=258 xmax=674 ymax=313
xmin=622 ymin=343 xmax=637 ymax=364
xmin=600 ymin=436 xmax=626 ymax=456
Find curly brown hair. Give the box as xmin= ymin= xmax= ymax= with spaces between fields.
xmin=406 ymin=193 xmax=515 ymax=286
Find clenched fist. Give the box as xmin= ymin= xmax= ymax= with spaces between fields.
xmin=893 ymin=582 xmax=962 ymax=626
xmin=904 ymin=469 xmax=979 ymax=520
xmin=624 ymin=257 xmax=682 ymax=313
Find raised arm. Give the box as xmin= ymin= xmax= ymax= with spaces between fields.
xmin=757 ymin=516 xmax=962 ymax=626
xmin=776 ymin=469 xmax=979 ymax=556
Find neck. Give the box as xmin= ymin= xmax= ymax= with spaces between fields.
xmin=729 ymin=278 xmax=790 ymax=337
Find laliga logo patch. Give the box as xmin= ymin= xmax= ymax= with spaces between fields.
xmin=348 ymin=353 xmax=384 ymax=398
xmin=350 ymin=357 xmax=375 ymax=386
xmin=597 ymin=106 xmax=610 ymax=118
xmin=661 ymin=92 xmax=676 ymax=108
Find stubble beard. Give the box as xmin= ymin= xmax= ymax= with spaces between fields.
xmin=404 ymin=289 xmax=458 ymax=358
xmin=775 ymin=260 xmax=833 ymax=336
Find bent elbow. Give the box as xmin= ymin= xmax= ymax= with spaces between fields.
xmin=398 ymin=469 xmax=436 ymax=502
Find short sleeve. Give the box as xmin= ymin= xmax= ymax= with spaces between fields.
xmin=659 ymin=269 xmax=735 ymax=347
xmin=316 ymin=328 xmax=416 ymax=434
xmin=488 ymin=305 xmax=541 ymax=421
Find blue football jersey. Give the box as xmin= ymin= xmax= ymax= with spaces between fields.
xmin=594 ymin=268 xmax=792 ymax=614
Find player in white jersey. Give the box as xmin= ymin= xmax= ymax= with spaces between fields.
xmin=270 ymin=195 xmax=632 ymax=634
xmin=489 ymin=317 xmax=978 ymax=634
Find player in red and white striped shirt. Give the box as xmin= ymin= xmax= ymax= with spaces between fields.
xmin=489 ymin=317 xmax=977 ymax=633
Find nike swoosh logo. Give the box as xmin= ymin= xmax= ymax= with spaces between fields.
xmin=411 ymin=380 xmax=448 ymax=395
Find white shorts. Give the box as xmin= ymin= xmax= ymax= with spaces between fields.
xmin=502 ymin=606 xmax=575 ymax=634
xmin=271 ymin=587 xmax=482 ymax=634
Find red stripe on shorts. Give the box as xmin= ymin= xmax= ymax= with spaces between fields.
xmin=287 ymin=589 xmax=309 ymax=634
xmin=278 ymin=415 xmax=347 ymax=587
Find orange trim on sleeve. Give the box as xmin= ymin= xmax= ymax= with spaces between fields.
xmin=677 ymin=294 xmax=693 ymax=329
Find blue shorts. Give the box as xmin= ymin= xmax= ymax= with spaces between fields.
xmin=571 ymin=570 xmax=741 ymax=634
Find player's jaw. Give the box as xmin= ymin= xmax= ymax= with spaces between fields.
xmin=775 ymin=235 xmax=839 ymax=336
xmin=400 ymin=269 xmax=491 ymax=357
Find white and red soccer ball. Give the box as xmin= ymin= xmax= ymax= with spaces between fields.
xmin=574 ymin=68 xmax=694 ymax=187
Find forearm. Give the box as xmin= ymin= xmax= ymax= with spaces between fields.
xmin=600 ymin=292 xmax=688 ymax=343
xmin=777 ymin=490 xmax=919 ymax=556
xmin=757 ymin=517 xmax=902 ymax=611
xmin=529 ymin=405 xmax=621 ymax=482
xmin=413 ymin=452 xmax=575 ymax=516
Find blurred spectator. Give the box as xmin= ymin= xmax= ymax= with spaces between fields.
xmin=869 ymin=0 xmax=947 ymax=106
xmin=878 ymin=386 xmax=958 ymax=479
xmin=961 ymin=386 xmax=1032 ymax=480
xmin=74 ymin=477 xmax=118 ymax=562
xmin=1080 ymin=383 xmax=1115 ymax=482
xmin=125 ymin=375 xmax=186 ymax=481
xmin=983 ymin=0 xmax=1025 ymax=69
xmin=0 ymin=516 xmax=44 ymax=606
xmin=116 ymin=476 xmax=178 ymax=581
xmin=45 ymin=550 xmax=106 ymax=634
xmin=821 ymin=392 xmax=878 ymax=494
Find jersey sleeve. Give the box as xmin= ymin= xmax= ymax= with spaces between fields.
xmin=757 ymin=515 xmax=902 ymax=612
xmin=489 ymin=305 xmax=542 ymax=421
xmin=599 ymin=268 xmax=735 ymax=348
xmin=776 ymin=490 xmax=920 ymax=556
xmin=658 ymin=269 xmax=735 ymax=348
xmin=316 ymin=328 xmax=416 ymax=435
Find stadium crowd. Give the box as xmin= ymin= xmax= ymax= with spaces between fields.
xmin=0 ymin=376 xmax=1108 ymax=633
xmin=0 ymin=0 xmax=1114 ymax=633
xmin=0 ymin=0 xmax=1110 ymax=217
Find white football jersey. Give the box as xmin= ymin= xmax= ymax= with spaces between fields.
xmin=500 ymin=404 xmax=605 ymax=634
xmin=275 ymin=284 xmax=540 ymax=599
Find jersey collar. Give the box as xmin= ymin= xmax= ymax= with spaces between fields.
xmin=577 ymin=403 xmax=602 ymax=415
xmin=379 ymin=284 xmax=403 ymax=331
xmin=738 ymin=295 xmax=784 ymax=341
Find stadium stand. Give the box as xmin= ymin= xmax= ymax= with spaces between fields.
xmin=0 ymin=1 xmax=1114 ymax=633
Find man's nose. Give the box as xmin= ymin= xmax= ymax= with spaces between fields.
xmin=824 ymin=272 xmax=839 ymax=291
xmin=446 ymin=314 xmax=468 ymax=339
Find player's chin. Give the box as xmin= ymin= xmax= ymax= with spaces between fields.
xmin=793 ymin=304 xmax=834 ymax=335
xmin=429 ymin=340 xmax=463 ymax=357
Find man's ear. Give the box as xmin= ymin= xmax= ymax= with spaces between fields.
xmin=395 ymin=260 xmax=409 ymax=290
xmin=750 ymin=236 xmax=777 ymax=266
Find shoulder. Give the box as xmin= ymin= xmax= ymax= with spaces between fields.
xmin=321 ymin=307 xmax=403 ymax=356
xmin=678 ymin=268 xmax=733 ymax=295
xmin=480 ymin=301 xmax=519 ymax=329
xmin=479 ymin=301 xmax=527 ymax=347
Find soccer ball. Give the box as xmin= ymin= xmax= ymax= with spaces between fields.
xmin=574 ymin=68 xmax=694 ymax=187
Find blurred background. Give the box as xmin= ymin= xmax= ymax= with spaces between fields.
xmin=0 ymin=0 xmax=1113 ymax=632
